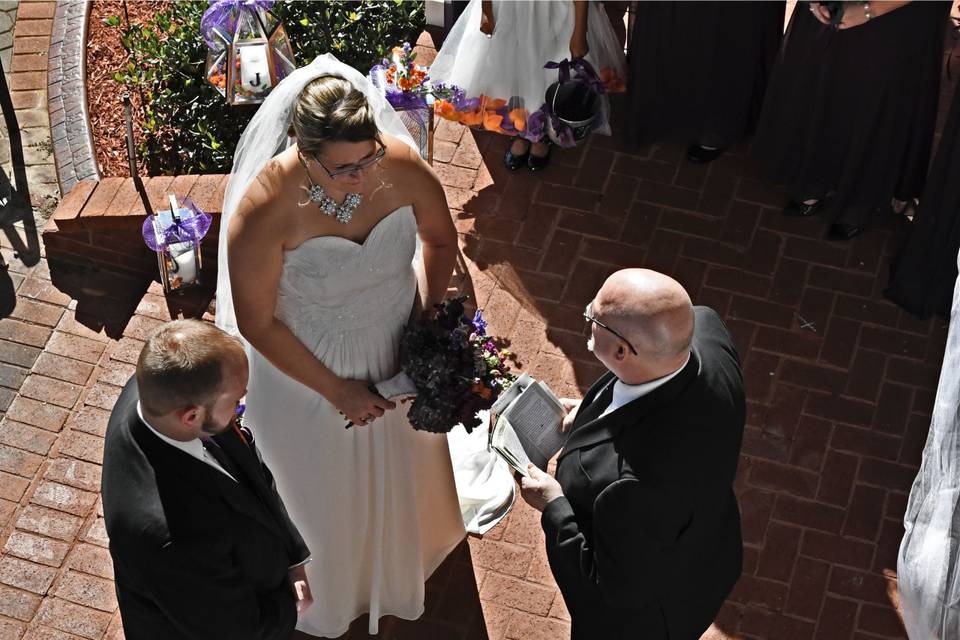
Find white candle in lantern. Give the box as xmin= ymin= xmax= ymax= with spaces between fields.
xmin=239 ymin=44 xmax=272 ymax=94
xmin=166 ymin=242 xmax=197 ymax=286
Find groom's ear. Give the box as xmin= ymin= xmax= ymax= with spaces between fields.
xmin=176 ymin=405 xmax=203 ymax=432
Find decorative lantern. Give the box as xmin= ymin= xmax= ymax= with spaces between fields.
xmin=142 ymin=196 xmax=213 ymax=294
xmin=201 ymin=0 xmax=296 ymax=106
xmin=370 ymin=44 xmax=442 ymax=163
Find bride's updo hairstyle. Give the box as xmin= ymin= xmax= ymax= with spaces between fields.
xmin=289 ymin=75 xmax=381 ymax=155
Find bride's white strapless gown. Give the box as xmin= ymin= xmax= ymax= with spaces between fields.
xmin=243 ymin=206 xmax=466 ymax=637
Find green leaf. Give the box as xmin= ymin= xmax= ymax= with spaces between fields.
xmin=103 ymin=15 xmax=121 ymax=27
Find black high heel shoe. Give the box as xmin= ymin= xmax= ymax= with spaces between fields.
xmin=686 ymin=144 xmax=725 ymax=164
xmin=783 ymin=199 xmax=821 ymax=218
xmin=503 ymin=137 xmax=530 ymax=171
xmin=826 ymin=222 xmax=864 ymax=241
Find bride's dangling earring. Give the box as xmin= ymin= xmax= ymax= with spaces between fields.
xmin=298 ymin=152 xmax=362 ymax=224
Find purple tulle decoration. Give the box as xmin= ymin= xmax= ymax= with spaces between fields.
xmin=523 ymin=104 xmax=574 ymax=147
xmin=141 ymin=198 xmax=213 ymax=252
xmin=201 ymin=0 xmax=275 ymax=50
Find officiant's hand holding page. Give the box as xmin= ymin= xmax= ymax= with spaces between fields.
xmin=490 ymin=376 xmax=566 ymax=474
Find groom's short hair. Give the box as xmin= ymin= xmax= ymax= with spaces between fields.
xmin=136 ymin=320 xmax=245 ymax=416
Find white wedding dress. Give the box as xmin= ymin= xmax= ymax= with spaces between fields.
xmin=243 ymin=205 xmax=465 ymax=637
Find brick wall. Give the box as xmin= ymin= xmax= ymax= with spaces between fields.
xmin=41 ymin=175 xmax=226 ymax=282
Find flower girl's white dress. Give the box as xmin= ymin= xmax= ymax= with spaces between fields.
xmin=430 ymin=0 xmax=626 ymax=139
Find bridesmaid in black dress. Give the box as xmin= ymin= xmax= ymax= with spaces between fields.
xmin=625 ymin=1 xmax=786 ymax=163
xmin=752 ymin=0 xmax=951 ymax=240
xmin=886 ymin=79 xmax=960 ymax=318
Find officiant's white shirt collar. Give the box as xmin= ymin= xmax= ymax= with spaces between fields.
xmin=600 ymin=353 xmax=691 ymax=418
xmin=137 ymin=401 xmax=236 ymax=481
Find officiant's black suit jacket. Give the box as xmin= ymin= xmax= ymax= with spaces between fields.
xmin=101 ymin=378 xmax=310 ymax=640
xmin=543 ymin=306 xmax=745 ymax=640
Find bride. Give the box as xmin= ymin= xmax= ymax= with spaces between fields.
xmin=215 ymin=54 xmax=465 ymax=637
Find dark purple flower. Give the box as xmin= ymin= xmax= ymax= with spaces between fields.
xmin=471 ymin=309 xmax=488 ymax=336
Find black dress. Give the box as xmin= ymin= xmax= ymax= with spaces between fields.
xmin=625 ymin=1 xmax=786 ymax=149
xmin=752 ymin=2 xmax=951 ymax=229
xmin=887 ymin=82 xmax=960 ymax=319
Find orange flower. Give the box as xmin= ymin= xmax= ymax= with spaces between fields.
xmin=600 ymin=68 xmax=626 ymax=93
xmin=460 ymin=108 xmax=485 ymax=126
xmin=507 ymin=108 xmax=527 ymax=132
xmin=482 ymin=109 xmax=504 ymax=132
xmin=434 ymin=100 xmax=459 ymax=121
xmin=479 ymin=96 xmax=507 ymax=111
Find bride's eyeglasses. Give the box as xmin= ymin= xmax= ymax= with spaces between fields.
xmin=313 ymin=144 xmax=386 ymax=180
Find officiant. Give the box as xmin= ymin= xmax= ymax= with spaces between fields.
xmin=519 ymin=268 xmax=746 ymax=640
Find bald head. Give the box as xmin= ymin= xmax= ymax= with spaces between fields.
xmin=594 ymin=269 xmax=694 ymax=363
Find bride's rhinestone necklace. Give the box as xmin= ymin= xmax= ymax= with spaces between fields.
xmin=298 ymin=153 xmax=362 ymax=225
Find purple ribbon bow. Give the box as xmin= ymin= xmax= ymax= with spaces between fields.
xmin=201 ymin=0 xmax=274 ymax=49
xmin=543 ymin=58 xmax=606 ymax=96
xmin=141 ymin=198 xmax=213 ymax=252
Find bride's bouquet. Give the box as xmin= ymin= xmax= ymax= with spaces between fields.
xmin=382 ymin=297 xmax=515 ymax=434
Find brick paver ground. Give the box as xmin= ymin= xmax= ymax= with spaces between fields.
xmin=1 ymin=15 xmax=958 ymax=640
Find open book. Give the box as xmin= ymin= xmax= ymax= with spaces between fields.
xmin=488 ymin=373 xmax=566 ymax=477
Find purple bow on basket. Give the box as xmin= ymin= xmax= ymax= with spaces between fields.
xmin=141 ymin=198 xmax=213 ymax=252
xmin=201 ymin=0 xmax=274 ymax=49
xmin=543 ymin=58 xmax=606 ymax=96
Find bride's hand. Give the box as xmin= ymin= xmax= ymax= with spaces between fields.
xmin=331 ymin=379 xmax=397 ymax=427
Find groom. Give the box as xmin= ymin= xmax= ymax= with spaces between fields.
xmin=520 ymin=269 xmax=745 ymax=640
xmin=101 ymin=320 xmax=311 ymax=639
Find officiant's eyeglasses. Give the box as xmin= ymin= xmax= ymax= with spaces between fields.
xmin=314 ymin=144 xmax=386 ymax=179
xmin=584 ymin=304 xmax=639 ymax=356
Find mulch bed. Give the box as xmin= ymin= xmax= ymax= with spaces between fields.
xmin=86 ymin=0 xmax=170 ymax=177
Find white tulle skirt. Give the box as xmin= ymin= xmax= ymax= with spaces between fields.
xmin=430 ymin=0 xmax=626 ymax=139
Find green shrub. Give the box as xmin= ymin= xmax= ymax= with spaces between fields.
xmin=109 ymin=0 xmax=425 ymax=175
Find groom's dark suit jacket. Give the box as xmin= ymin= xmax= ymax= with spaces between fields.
xmin=101 ymin=378 xmax=310 ymax=640
xmin=543 ymin=306 xmax=745 ymax=640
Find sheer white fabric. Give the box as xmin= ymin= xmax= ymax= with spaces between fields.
xmin=898 ymin=250 xmax=960 ymax=639
xmin=429 ymin=0 xmax=626 ymax=136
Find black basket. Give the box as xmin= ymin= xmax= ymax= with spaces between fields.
xmin=544 ymin=78 xmax=601 ymax=145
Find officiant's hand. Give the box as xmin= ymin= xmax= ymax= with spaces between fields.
xmin=332 ymin=379 xmax=396 ymax=427
xmin=520 ymin=464 xmax=564 ymax=512
xmin=560 ymin=398 xmax=581 ymax=433
xmin=288 ymin=564 xmax=313 ymax=615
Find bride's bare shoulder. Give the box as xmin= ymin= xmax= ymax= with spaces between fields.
xmin=232 ymin=149 xmax=300 ymax=232
xmin=381 ymin=133 xmax=439 ymax=192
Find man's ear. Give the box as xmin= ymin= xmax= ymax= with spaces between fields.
xmin=176 ymin=405 xmax=202 ymax=432
xmin=615 ymin=345 xmax=626 ymax=361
